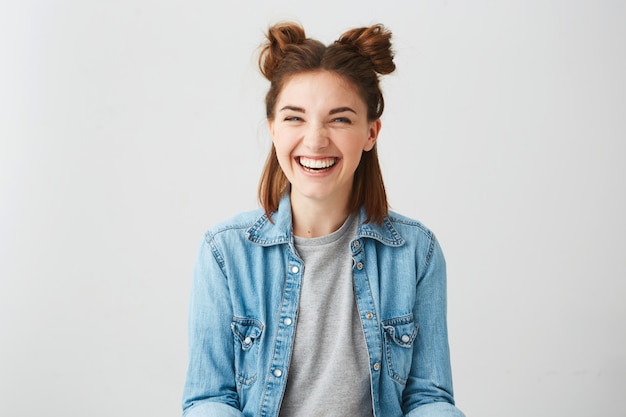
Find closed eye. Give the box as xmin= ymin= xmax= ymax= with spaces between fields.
xmin=332 ymin=117 xmax=352 ymax=124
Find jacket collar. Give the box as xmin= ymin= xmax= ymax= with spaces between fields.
xmin=246 ymin=194 xmax=405 ymax=247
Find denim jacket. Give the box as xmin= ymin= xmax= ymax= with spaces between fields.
xmin=182 ymin=196 xmax=465 ymax=417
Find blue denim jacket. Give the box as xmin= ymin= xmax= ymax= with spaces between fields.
xmin=182 ymin=196 xmax=465 ymax=417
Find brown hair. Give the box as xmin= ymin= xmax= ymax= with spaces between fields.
xmin=257 ymin=22 xmax=395 ymax=224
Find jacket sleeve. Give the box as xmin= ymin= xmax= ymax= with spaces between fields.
xmin=182 ymin=234 xmax=244 ymax=417
xmin=403 ymin=235 xmax=465 ymax=417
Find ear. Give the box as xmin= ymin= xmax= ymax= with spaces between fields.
xmin=363 ymin=119 xmax=381 ymax=152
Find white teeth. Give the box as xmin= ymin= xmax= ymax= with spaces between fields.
xmin=299 ymin=157 xmax=336 ymax=169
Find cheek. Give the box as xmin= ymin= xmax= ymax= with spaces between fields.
xmin=273 ymin=141 xmax=289 ymax=159
xmin=345 ymin=136 xmax=370 ymax=157
xmin=272 ymin=131 xmax=296 ymax=157
xmin=273 ymin=142 xmax=293 ymax=169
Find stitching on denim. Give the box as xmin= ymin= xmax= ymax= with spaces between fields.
xmin=381 ymin=313 xmax=414 ymax=327
xmin=236 ymin=372 xmax=257 ymax=386
xmin=424 ymin=232 xmax=436 ymax=266
xmin=206 ymin=231 xmax=226 ymax=270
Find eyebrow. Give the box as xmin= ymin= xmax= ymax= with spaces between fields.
xmin=278 ymin=106 xmax=357 ymax=115
xmin=329 ymin=107 xmax=357 ymax=115
xmin=279 ymin=105 xmax=305 ymax=113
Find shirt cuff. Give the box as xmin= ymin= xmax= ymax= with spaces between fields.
xmin=183 ymin=400 xmax=245 ymax=417
xmin=406 ymin=401 xmax=466 ymax=417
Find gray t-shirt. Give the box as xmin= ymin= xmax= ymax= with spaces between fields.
xmin=279 ymin=215 xmax=374 ymax=417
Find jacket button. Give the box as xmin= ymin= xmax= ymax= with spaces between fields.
xmin=356 ymin=262 xmax=363 ymax=270
xmin=373 ymin=363 xmax=380 ymax=371
xmin=354 ymin=241 xmax=360 ymax=248
xmin=273 ymin=369 xmax=283 ymax=377
xmin=291 ymin=266 xmax=299 ymax=274
xmin=401 ymin=334 xmax=410 ymax=343
xmin=365 ymin=312 xmax=373 ymax=319
xmin=283 ymin=317 xmax=292 ymax=326
xmin=244 ymin=337 xmax=252 ymax=345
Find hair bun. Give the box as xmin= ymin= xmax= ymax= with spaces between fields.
xmin=336 ymin=24 xmax=395 ymax=75
xmin=259 ymin=22 xmax=307 ymax=80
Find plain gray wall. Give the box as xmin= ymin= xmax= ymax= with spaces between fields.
xmin=1 ymin=1 xmax=625 ymax=416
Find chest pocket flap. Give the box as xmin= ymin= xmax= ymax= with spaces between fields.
xmin=382 ymin=315 xmax=418 ymax=348
xmin=231 ymin=318 xmax=264 ymax=351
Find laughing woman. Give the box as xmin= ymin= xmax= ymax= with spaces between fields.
xmin=182 ymin=22 xmax=466 ymax=417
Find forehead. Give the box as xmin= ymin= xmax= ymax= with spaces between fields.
xmin=277 ymin=71 xmax=364 ymax=108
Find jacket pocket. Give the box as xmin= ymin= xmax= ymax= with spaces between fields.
xmin=231 ymin=317 xmax=264 ymax=386
xmin=382 ymin=314 xmax=418 ymax=384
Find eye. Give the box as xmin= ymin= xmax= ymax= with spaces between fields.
xmin=284 ymin=116 xmax=303 ymax=122
xmin=332 ymin=117 xmax=352 ymax=124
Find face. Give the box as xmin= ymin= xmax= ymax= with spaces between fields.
xmin=268 ymin=71 xmax=381 ymax=210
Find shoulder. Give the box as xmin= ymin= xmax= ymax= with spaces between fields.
xmin=386 ymin=210 xmax=436 ymax=241
xmin=358 ymin=208 xmax=438 ymax=248
xmin=204 ymin=207 xmax=266 ymax=240
xmin=385 ymin=211 xmax=443 ymax=265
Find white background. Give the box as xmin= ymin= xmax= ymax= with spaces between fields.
xmin=1 ymin=1 xmax=625 ymax=416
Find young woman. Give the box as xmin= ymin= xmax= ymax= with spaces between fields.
xmin=182 ymin=22 xmax=465 ymax=417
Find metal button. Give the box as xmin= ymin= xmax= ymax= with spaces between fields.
xmin=273 ymin=368 xmax=283 ymax=377
xmin=244 ymin=337 xmax=252 ymax=345
xmin=365 ymin=312 xmax=374 ymax=319
xmin=373 ymin=363 xmax=380 ymax=371
xmin=401 ymin=334 xmax=410 ymax=343
xmin=356 ymin=262 xmax=363 ymax=270
xmin=283 ymin=317 xmax=292 ymax=326
xmin=291 ymin=266 xmax=299 ymax=274
xmin=354 ymin=241 xmax=360 ymax=248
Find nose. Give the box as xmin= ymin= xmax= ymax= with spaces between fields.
xmin=302 ymin=123 xmax=329 ymax=151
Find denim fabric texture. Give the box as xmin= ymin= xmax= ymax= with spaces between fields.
xmin=182 ymin=195 xmax=465 ymax=417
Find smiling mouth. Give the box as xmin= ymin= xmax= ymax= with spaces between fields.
xmin=298 ymin=156 xmax=338 ymax=172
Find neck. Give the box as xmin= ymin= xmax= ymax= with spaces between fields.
xmin=290 ymin=193 xmax=351 ymax=238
